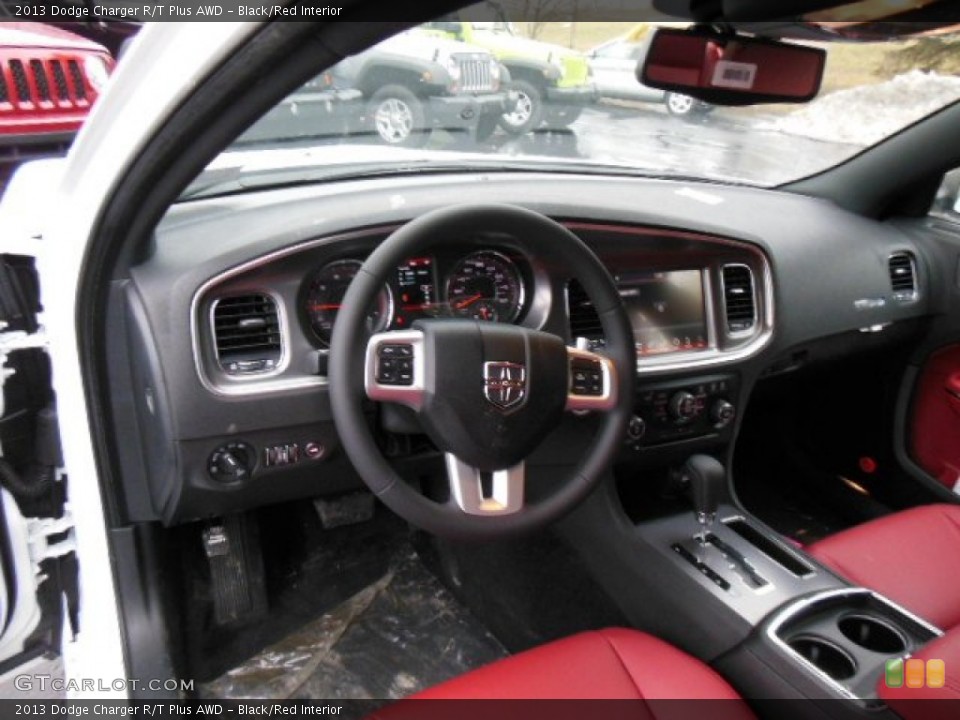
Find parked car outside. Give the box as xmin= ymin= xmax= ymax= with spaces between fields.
xmin=425 ymin=16 xmax=596 ymax=134
xmin=341 ymin=28 xmax=511 ymax=146
xmin=233 ymin=70 xmax=363 ymax=148
xmin=588 ymin=24 xmax=711 ymax=118
xmin=0 ymin=23 xmax=113 ymax=164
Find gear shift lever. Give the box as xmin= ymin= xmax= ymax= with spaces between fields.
xmin=684 ymin=454 xmax=725 ymax=542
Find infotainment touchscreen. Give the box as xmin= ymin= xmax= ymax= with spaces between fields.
xmin=617 ymin=269 xmax=708 ymax=356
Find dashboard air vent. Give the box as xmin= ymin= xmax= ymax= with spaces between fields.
xmin=567 ymin=279 xmax=603 ymax=341
xmin=888 ymin=253 xmax=916 ymax=300
xmin=212 ymin=294 xmax=282 ymax=375
xmin=721 ymin=264 xmax=756 ymax=334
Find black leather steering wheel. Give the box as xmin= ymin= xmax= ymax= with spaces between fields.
xmin=329 ymin=204 xmax=634 ymax=539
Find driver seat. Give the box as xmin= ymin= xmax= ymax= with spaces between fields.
xmin=376 ymin=627 xmax=755 ymax=711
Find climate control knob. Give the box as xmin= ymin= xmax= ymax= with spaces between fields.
xmin=668 ymin=391 xmax=699 ymax=423
xmin=627 ymin=415 xmax=646 ymax=441
xmin=711 ymin=400 xmax=737 ymax=427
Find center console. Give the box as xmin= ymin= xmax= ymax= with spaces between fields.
xmin=767 ymin=588 xmax=939 ymax=703
xmin=638 ymin=456 xmax=944 ymax=711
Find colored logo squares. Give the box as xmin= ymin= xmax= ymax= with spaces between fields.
xmin=884 ymin=658 xmax=946 ymax=688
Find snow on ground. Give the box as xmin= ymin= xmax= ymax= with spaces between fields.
xmin=759 ymin=70 xmax=960 ymax=147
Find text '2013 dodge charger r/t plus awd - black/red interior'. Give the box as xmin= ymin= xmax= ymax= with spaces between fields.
xmin=6 ymin=0 xmax=960 ymax=717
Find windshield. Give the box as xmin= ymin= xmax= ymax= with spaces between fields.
xmin=188 ymin=17 xmax=960 ymax=199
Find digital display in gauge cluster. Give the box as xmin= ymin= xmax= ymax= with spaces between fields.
xmin=394 ymin=256 xmax=439 ymax=327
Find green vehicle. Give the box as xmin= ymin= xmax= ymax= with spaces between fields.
xmin=425 ymin=17 xmax=596 ymax=135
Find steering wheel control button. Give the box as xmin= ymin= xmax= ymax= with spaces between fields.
xmin=377 ymin=343 xmax=415 ymax=386
xmin=565 ymin=347 xmax=616 ymax=412
xmin=570 ymin=358 xmax=604 ymax=396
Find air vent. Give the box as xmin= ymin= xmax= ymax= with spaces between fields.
xmin=722 ymin=264 xmax=756 ymax=334
xmin=888 ymin=253 xmax=917 ymax=300
xmin=212 ymin=294 xmax=282 ymax=375
xmin=567 ymin=279 xmax=603 ymax=341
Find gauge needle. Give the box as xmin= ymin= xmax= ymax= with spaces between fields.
xmin=455 ymin=293 xmax=484 ymax=309
xmin=310 ymin=303 xmax=342 ymax=310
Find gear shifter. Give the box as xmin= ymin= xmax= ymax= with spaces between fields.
xmin=684 ymin=454 xmax=725 ymax=542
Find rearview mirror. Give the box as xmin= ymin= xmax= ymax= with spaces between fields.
xmin=639 ymin=28 xmax=826 ymax=105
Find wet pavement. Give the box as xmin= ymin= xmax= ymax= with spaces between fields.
xmin=476 ymin=102 xmax=862 ymax=186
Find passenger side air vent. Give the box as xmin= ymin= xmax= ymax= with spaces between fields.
xmin=212 ymin=294 xmax=283 ymax=375
xmin=721 ymin=264 xmax=756 ymax=334
xmin=888 ymin=253 xmax=917 ymax=300
xmin=567 ymin=279 xmax=604 ymax=341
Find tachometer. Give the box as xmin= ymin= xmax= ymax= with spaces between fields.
xmin=304 ymin=259 xmax=393 ymax=345
xmin=446 ymin=251 xmax=524 ymax=323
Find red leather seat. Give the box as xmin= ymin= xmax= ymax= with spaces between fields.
xmin=808 ymin=504 xmax=960 ymax=630
xmin=373 ymin=628 xmax=755 ymax=717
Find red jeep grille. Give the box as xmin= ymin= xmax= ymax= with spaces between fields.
xmin=9 ymin=60 xmax=30 ymax=102
xmin=0 ymin=51 xmax=101 ymax=109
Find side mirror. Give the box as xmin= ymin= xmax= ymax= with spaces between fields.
xmin=639 ymin=28 xmax=826 ymax=105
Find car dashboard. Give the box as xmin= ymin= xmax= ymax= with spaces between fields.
xmin=117 ymin=171 xmax=929 ymax=525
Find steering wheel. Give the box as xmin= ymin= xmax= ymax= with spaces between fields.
xmin=329 ymin=204 xmax=635 ymax=539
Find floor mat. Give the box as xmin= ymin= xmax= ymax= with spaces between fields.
xmin=199 ymin=547 xmax=508 ymax=700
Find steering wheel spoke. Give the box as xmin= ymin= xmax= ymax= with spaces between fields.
xmin=364 ymin=330 xmax=426 ymax=410
xmin=565 ymin=346 xmax=618 ymax=412
xmin=445 ymin=453 xmax=525 ymax=516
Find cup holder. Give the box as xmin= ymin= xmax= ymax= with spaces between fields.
xmin=787 ymin=636 xmax=858 ymax=681
xmin=838 ymin=614 xmax=907 ymax=654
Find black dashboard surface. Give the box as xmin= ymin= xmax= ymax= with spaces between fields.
xmin=120 ymin=172 xmax=932 ymax=524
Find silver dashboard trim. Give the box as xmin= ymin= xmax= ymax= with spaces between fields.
xmin=191 ymin=220 xmax=775 ymax=396
xmin=631 ymin=258 xmax=774 ymax=375
xmin=563 ymin=222 xmax=775 ymax=376
xmin=208 ymin=290 xmax=289 ymax=380
xmin=720 ymin=263 xmax=759 ymax=340
xmin=190 ymin=226 xmax=401 ymax=397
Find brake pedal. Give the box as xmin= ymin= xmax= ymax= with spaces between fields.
xmin=202 ymin=513 xmax=267 ymax=626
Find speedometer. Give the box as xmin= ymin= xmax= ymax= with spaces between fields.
xmin=446 ymin=251 xmax=525 ymax=323
xmin=304 ymin=259 xmax=393 ymax=345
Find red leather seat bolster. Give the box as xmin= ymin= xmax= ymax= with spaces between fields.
xmin=399 ymin=628 xmax=751 ymax=703
xmin=878 ymin=627 xmax=960 ymax=720
xmin=808 ymin=505 xmax=960 ymax=631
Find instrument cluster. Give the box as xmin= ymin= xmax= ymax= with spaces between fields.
xmin=302 ymin=249 xmax=528 ymax=346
